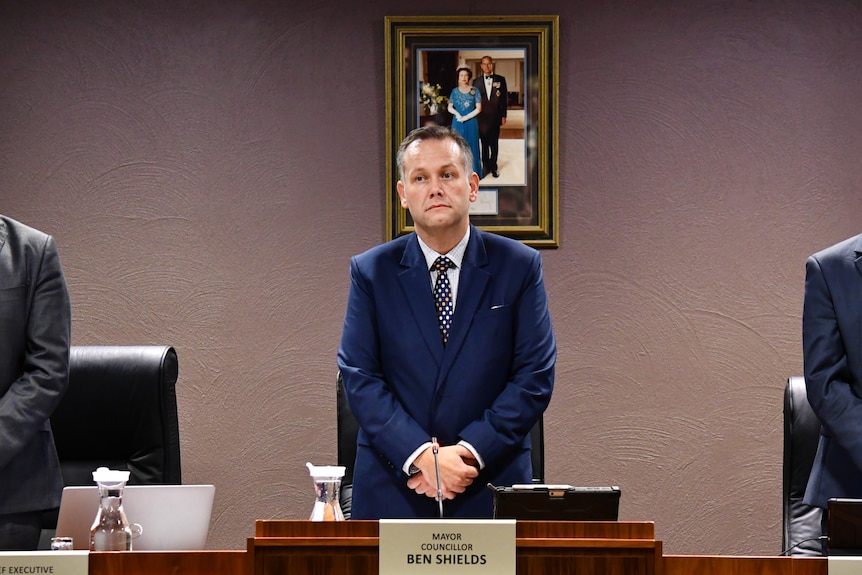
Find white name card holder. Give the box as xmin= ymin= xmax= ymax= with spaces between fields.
xmin=830 ymin=556 xmax=862 ymax=575
xmin=379 ymin=519 xmax=515 ymax=575
xmin=0 ymin=550 xmax=88 ymax=575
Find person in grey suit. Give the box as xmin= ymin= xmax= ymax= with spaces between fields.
xmin=0 ymin=215 xmax=71 ymax=550
xmin=802 ymin=233 xmax=862 ymax=550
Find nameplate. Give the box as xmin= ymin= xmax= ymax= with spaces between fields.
xmin=379 ymin=519 xmax=515 ymax=575
xmin=0 ymin=551 xmax=88 ymax=575
xmin=830 ymin=556 xmax=862 ymax=575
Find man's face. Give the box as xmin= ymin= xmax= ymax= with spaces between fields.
xmin=396 ymin=138 xmax=478 ymax=238
xmin=480 ymin=58 xmax=494 ymax=76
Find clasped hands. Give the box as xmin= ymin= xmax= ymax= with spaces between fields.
xmin=406 ymin=443 xmax=479 ymax=500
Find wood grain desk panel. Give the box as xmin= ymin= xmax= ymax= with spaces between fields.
xmin=81 ymin=546 xmax=831 ymax=575
xmin=254 ymin=519 xmax=657 ymax=541
xmin=251 ymin=520 xmax=661 ymax=575
xmin=664 ymin=555 xmax=827 ymax=575
xmin=515 ymin=521 xmax=661 ymax=575
xmin=89 ymin=550 xmax=248 ymax=575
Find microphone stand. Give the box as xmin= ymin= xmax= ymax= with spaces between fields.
xmin=431 ymin=437 xmax=443 ymax=518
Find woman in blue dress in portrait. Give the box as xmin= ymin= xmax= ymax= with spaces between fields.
xmin=447 ymin=67 xmax=483 ymax=178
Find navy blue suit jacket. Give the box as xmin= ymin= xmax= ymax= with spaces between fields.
xmin=337 ymin=225 xmax=555 ymax=519
xmin=803 ymin=233 xmax=862 ymax=508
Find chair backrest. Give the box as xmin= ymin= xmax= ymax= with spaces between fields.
xmin=783 ymin=376 xmax=823 ymax=555
xmin=51 ymin=345 xmax=182 ymax=487
xmin=336 ymin=371 xmax=360 ymax=518
xmin=531 ymin=415 xmax=545 ymax=485
xmin=336 ymin=370 xmax=544 ymax=518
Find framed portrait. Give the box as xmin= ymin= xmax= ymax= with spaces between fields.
xmin=385 ymin=15 xmax=559 ymax=248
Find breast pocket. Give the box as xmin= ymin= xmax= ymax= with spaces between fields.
xmin=470 ymin=304 xmax=514 ymax=350
xmin=475 ymin=303 xmax=512 ymax=321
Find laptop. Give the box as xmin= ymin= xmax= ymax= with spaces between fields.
xmin=828 ymin=498 xmax=862 ymax=555
xmin=490 ymin=484 xmax=621 ymax=521
xmin=55 ymin=484 xmax=215 ymax=550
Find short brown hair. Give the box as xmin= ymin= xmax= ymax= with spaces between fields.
xmin=396 ymin=125 xmax=475 ymax=181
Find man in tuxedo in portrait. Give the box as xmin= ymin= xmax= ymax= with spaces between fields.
xmin=0 ymin=215 xmax=71 ymax=550
xmin=337 ymin=125 xmax=555 ymax=519
xmin=473 ymin=55 xmax=507 ymax=178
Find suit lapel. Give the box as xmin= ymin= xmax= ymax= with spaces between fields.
xmin=438 ymin=227 xmax=490 ymax=380
xmin=397 ymin=228 xmax=492 ymax=377
xmin=398 ymin=235 xmax=445 ymax=362
xmin=854 ymin=235 xmax=862 ymax=278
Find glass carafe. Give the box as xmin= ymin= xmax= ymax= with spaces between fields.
xmin=89 ymin=467 xmax=142 ymax=551
xmin=306 ymin=462 xmax=346 ymax=521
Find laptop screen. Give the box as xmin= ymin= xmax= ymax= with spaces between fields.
xmin=55 ymin=484 xmax=215 ymax=550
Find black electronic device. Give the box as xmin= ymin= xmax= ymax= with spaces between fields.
xmin=489 ymin=484 xmax=621 ymax=521
xmin=828 ymin=498 xmax=862 ymax=555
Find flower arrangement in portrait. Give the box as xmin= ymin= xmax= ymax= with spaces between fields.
xmin=419 ymin=82 xmax=448 ymax=114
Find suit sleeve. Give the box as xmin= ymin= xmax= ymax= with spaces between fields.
xmin=337 ymin=257 xmax=432 ymax=472
xmin=803 ymin=254 xmax=862 ymax=472
xmin=500 ymin=76 xmax=508 ymax=119
xmin=459 ymin=250 xmax=555 ymax=467
xmin=0 ymin=235 xmax=71 ymax=468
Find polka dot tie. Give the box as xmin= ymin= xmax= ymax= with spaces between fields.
xmin=432 ymin=256 xmax=454 ymax=345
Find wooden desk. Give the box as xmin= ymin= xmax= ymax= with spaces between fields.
xmin=664 ymin=555 xmax=827 ymax=575
xmin=249 ymin=520 xmax=662 ymax=574
xmin=79 ymin=526 xmax=832 ymax=575
xmin=89 ymin=550 xmax=247 ymax=575
xmin=83 ymin=551 xmax=830 ymax=575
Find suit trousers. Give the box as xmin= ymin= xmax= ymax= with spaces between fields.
xmin=479 ymin=123 xmax=501 ymax=173
xmin=0 ymin=511 xmax=42 ymax=550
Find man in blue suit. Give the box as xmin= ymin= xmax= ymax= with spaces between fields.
xmin=0 ymin=216 xmax=71 ymax=549
xmin=803 ymin=233 xmax=862 ymax=545
xmin=337 ymin=125 xmax=555 ymax=519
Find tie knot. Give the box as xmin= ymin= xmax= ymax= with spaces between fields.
xmin=432 ymin=256 xmax=453 ymax=273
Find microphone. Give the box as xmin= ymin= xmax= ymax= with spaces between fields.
xmin=431 ymin=437 xmax=443 ymax=518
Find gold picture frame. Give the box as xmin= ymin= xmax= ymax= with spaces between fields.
xmin=385 ymin=15 xmax=559 ymax=248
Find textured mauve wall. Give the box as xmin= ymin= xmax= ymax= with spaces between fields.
xmin=2 ymin=0 xmax=862 ymax=555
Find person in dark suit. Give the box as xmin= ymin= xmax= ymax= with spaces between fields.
xmin=337 ymin=125 xmax=555 ymax=519
xmin=802 ymin=233 xmax=862 ymax=549
xmin=472 ymin=55 xmax=508 ymax=178
xmin=0 ymin=215 xmax=71 ymax=550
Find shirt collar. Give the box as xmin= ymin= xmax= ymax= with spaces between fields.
xmin=417 ymin=227 xmax=470 ymax=271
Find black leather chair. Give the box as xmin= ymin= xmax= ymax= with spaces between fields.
xmin=783 ymin=376 xmax=823 ymax=556
xmin=39 ymin=345 xmax=182 ymax=544
xmin=336 ymin=371 xmax=360 ymax=519
xmin=336 ymin=370 xmax=544 ymax=518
